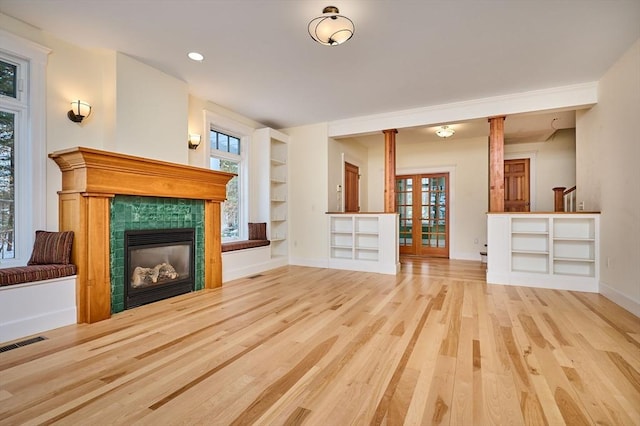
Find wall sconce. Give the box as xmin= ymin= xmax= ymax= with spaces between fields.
xmin=188 ymin=134 xmax=201 ymax=150
xmin=67 ymin=100 xmax=92 ymax=123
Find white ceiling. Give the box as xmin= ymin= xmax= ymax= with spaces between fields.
xmin=1 ymin=0 xmax=639 ymax=132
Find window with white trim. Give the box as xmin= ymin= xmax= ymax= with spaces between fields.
xmin=0 ymin=31 xmax=48 ymax=266
xmin=0 ymin=58 xmax=19 ymax=259
xmin=210 ymin=129 xmax=242 ymax=241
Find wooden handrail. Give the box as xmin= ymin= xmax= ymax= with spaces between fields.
xmin=564 ymin=186 xmax=576 ymax=196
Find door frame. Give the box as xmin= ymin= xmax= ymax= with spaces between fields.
xmin=397 ymin=166 xmax=456 ymax=258
xmin=504 ymin=151 xmax=537 ymax=211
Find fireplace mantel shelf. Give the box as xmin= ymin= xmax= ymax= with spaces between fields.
xmin=50 ymin=147 xmax=233 ymax=324
xmin=49 ymin=146 xmax=234 ymax=201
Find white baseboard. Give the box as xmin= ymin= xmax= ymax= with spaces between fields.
xmin=599 ymin=281 xmax=640 ymax=318
xmin=0 ymin=307 xmax=77 ymax=343
xmin=0 ymin=276 xmax=77 ymax=343
xmin=451 ymin=250 xmax=483 ymax=261
xmin=222 ymin=247 xmax=288 ymax=282
xmin=288 ymin=257 xmax=330 ymax=269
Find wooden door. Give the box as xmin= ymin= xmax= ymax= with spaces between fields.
xmin=396 ymin=173 xmax=450 ymax=258
xmin=344 ymin=162 xmax=359 ymax=212
xmin=504 ymin=158 xmax=530 ymax=212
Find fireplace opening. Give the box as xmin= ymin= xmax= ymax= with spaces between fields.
xmin=124 ymin=228 xmax=195 ymax=309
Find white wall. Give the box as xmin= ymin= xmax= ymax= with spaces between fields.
xmin=505 ymin=128 xmax=576 ymax=212
xmin=114 ymin=53 xmax=188 ymax=163
xmin=284 ymin=123 xmax=330 ymax=267
xmin=576 ymin=39 xmax=640 ymax=315
xmin=0 ymin=14 xmax=198 ymax=230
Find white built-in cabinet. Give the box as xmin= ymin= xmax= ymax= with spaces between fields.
xmin=327 ymin=213 xmax=400 ymax=275
xmin=487 ymin=213 xmax=600 ymax=292
xmin=252 ymin=128 xmax=289 ymax=266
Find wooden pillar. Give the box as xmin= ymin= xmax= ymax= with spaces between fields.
xmin=383 ymin=129 xmax=398 ymax=213
xmin=553 ymin=187 xmax=566 ymax=212
xmin=488 ymin=116 xmax=506 ymax=212
xmin=59 ymin=192 xmax=113 ymax=323
xmin=205 ymin=200 xmax=222 ymax=289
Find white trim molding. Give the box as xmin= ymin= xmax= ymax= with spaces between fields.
xmin=328 ymin=82 xmax=598 ymax=138
xmin=0 ymin=30 xmax=50 ymax=266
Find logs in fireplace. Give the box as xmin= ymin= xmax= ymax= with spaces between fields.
xmin=124 ymin=229 xmax=195 ymax=309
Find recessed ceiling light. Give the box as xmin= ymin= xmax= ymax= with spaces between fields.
xmin=188 ymin=52 xmax=204 ymax=62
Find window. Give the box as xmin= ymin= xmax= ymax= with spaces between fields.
xmin=0 ymin=108 xmax=15 ymax=259
xmin=209 ymin=129 xmax=242 ymax=241
xmin=0 ymin=31 xmax=49 ymax=266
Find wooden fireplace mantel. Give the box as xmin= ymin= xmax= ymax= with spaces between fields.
xmin=49 ymin=147 xmax=234 ymax=324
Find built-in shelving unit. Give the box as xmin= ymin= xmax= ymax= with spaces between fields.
xmin=327 ymin=213 xmax=399 ymax=275
xmin=487 ymin=213 xmax=599 ymax=292
xmin=253 ymin=128 xmax=289 ymax=266
xmin=511 ymin=217 xmax=549 ymax=274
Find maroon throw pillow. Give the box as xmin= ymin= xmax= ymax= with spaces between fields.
xmin=27 ymin=230 xmax=74 ymax=265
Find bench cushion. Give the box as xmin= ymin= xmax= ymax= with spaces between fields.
xmin=27 ymin=230 xmax=74 ymax=265
xmin=221 ymin=239 xmax=270 ymax=252
xmin=0 ymin=264 xmax=77 ymax=286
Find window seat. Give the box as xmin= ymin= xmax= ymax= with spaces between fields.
xmin=0 ymin=264 xmax=77 ymax=287
xmin=0 ymin=230 xmax=78 ymax=342
xmin=221 ymin=222 xmax=270 ymax=253
xmin=222 ymin=239 xmax=270 ymax=252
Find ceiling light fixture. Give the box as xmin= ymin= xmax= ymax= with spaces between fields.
xmin=436 ymin=125 xmax=455 ymax=139
xmin=188 ymin=52 xmax=204 ymax=62
xmin=308 ymin=6 xmax=354 ymax=46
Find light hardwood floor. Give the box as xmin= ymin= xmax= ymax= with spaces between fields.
xmin=1 ymin=259 xmax=639 ymax=425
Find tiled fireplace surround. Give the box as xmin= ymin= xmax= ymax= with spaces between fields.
xmin=50 ymin=147 xmax=233 ymax=324
xmin=110 ymin=196 xmax=205 ymax=313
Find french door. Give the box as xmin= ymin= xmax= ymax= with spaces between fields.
xmin=396 ymin=173 xmax=450 ymax=258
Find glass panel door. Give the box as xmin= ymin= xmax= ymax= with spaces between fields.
xmin=396 ymin=173 xmax=449 ymax=258
xmin=396 ymin=177 xmax=413 ymax=253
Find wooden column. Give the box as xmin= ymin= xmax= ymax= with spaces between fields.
xmin=383 ymin=129 xmax=398 ymax=213
xmin=553 ymin=187 xmax=566 ymax=212
xmin=488 ymin=117 xmax=506 ymax=212
xmin=205 ymin=200 xmax=222 ymax=289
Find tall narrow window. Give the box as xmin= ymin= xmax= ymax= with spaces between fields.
xmin=0 ymin=110 xmax=15 ymax=259
xmin=209 ymin=129 xmax=242 ymax=241
xmin=0 ymin=59 xmax=18 ymax=259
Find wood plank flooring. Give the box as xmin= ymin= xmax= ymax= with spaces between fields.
xmin=1 ymin=259 xmax=639 ymax=425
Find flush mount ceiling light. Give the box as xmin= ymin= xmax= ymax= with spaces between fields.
xmin=308 ymin=6 xmax=355 ymax=46
xmin=436 ymin=125 xmax=455 ymax=139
